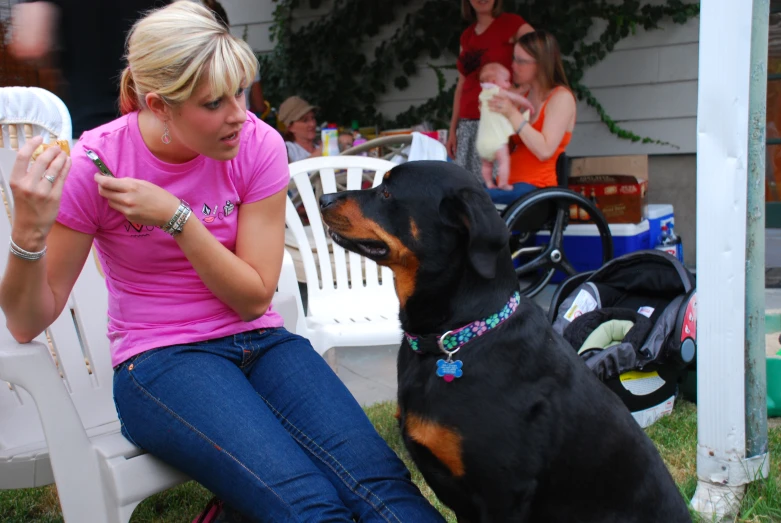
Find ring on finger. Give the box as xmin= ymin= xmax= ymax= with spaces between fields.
xmin=44 ymin=173 xmax=56 ymax=184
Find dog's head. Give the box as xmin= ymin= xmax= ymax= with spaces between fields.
xmin=319 ymin=161 xmax=510 ymax=306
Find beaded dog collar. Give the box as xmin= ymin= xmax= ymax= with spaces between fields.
xmin=403 ymin=291 xmax=521 ymax=382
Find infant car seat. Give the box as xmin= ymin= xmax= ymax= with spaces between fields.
xmin=548 ymin=250 xmax=697 ymax=427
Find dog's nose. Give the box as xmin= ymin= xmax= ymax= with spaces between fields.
xmin=319 ymin=193 xmax=339 ymax=211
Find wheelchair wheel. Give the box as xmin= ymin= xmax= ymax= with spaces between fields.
xmin=503 ymin=188 xmax=614 ymax=298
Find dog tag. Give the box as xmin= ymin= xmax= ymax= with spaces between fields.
xmin=436 ymin=359 xmax=463 ymax=382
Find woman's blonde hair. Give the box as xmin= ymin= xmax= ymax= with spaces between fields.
xmin=516 ymin=30 xmax=570 ymax=92
xmin=119 ymin=0 xmax=257 ymax=114
xmin=461 ymin=0 xmax=503 ymax=22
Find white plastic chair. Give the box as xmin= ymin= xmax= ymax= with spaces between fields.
xmin=280 ymin=156 xmax=402 ymax=358
xmin=0 ymin=86 xmax=72 ymax=148
xmin=0 ymin=87 xmax=302 ymax=522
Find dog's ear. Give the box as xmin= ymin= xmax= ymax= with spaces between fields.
xmin=439 ymin=188 xmax=509 ymax=279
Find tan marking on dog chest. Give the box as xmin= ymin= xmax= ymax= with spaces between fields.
xmin=405 ymin=414 xmax=465 ymax=477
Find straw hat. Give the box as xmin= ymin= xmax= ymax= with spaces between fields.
xmin=278 ymin=96 xmax=318 ymax=127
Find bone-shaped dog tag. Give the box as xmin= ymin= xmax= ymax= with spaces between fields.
xmin=436 ymin=358 xmax=463 ymax=382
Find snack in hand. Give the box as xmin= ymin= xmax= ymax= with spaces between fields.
xmin=31 ymin=139 xmax=71 ymax=161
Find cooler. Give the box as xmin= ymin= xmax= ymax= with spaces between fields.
xmin=534 ymin=220 xmax=650 ymax=282
xmin=647 ymin=204 xmax=675 ymax=249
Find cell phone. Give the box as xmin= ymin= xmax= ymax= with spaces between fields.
xmin=85 ymin=149 xmax=115 ymax=177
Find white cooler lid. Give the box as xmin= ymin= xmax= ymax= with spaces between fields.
xmin=647 ymin=203 xmax=674 ymax=219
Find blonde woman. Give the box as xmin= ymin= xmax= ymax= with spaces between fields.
xmin=0 ymin=2 xmax=444 ymax=522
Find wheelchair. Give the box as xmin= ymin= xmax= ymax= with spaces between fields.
xmin=500 ymin=153 xmax=613 ymax=297
xmin=341 ymin=136 xmax=614 ymax=298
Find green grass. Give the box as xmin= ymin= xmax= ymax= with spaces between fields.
xmin=1 ymin=400 xmax=780 ymax=522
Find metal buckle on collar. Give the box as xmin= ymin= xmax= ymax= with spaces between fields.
xmin=437 ymin=330 xmax=461 ymax=362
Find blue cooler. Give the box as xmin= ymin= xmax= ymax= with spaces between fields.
xmin=647 ymin=204 xmax=675 ymax=249
xmin=535 ymin=220 xmax=650 ymax=282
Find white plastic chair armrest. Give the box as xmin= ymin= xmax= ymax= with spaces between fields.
xmin=0 ymin=339 xmax=107 ymax=518
xmin=0 ymin=340 xmax=89 ymax=445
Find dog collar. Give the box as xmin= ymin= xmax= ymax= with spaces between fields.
xmin=403 ymin=291 xmax=521 ymax=382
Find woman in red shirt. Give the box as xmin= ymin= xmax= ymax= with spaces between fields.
xmin=446 ymin=0 xmax=533 ymax=181
xmin=486 ymin=30 xmax=577 ymax=205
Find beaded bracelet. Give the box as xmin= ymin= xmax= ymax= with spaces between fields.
xmin=9 ymin=236 xmax=46 ymax=261
xmin=516 ymin=119 xmax=528 ymax=135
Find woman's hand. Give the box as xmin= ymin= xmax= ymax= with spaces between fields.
xmin=504 ymin=91 xmax=535 ymax=116
xmin=94 ymin=174 xmax=180 ymax=226
xmin=487 ymin=90 xmax=519 ymax=119
xmin=446 ymin=130 xmax=457 ymax=159
xmin=8 ymin=136 xmax=71 ymax=250
xmin=488 ymin=90 xmax=534 ymax=120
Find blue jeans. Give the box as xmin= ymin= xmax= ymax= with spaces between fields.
xmin=486 ymin=182 xmax=538 ymax=205
xmin=113 ymin=328 xmax=444 ymax=523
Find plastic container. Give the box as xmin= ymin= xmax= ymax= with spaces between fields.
xmin=647 ymin=204 xmax=674 ymax=249
xmin=535 ymin=220 xmax=650 ymax=282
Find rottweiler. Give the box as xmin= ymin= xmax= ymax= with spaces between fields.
xmin=319 ymin=161 xmax=691 ymax=523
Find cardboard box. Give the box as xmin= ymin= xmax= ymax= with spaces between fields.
xmin=568 ymin=155 xmax=648 ymax=224
xmin=571 ymin=155 xmax=648 ymax=179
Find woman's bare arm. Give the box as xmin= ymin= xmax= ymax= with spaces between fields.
xmin=0 ymin=223 xmax=94 ymax=343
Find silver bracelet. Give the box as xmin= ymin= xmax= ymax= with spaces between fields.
xmin=170 ymin=206 xmax=192 ymax=236
xmin=161 ymin=200 xmax=187 ymax=234
xmin=161 ymin=203 xmax=186 ymax=232
xmin=162 ymin=201 xmax=192 ymax=237
xmin=516 ymin=119 xmax=528 ymax=135
xmin=9 ymin=236 xmax=46 ymax=261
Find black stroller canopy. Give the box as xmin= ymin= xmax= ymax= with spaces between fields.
xmin=592 ymin=250 xmax=694 ymax=299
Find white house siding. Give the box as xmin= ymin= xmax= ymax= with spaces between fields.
xmin=569 ymin=16 xmax=699 ymax=157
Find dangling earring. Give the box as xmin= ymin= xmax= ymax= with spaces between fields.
xmin=161 ymin=123 xmax=171 ymax=145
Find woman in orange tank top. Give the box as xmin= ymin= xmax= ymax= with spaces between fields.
xmin=485 ymin=30 xmax=577 ymax=205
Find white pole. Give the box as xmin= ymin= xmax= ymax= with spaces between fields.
xmin=692 ymin=0 xmax=770 ymax=519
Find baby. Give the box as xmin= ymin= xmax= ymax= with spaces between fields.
xmin=337 ymin=131 xmax=355 ymax=152
xmin=476 ymin=62 xmax=532 ymax=190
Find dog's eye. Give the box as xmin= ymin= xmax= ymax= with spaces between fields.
xmin=382 ymin=188 xmax=391 ymax=199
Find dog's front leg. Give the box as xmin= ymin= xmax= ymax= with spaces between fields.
xmin=476 ymin=479 xmax=537 ymax=523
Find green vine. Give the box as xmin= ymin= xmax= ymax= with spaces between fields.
xmin=260 ymin=0 xmax=699 ymax=146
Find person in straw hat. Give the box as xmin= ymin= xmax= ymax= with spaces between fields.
xmin=279 ymin=95 xmax=322 ymax=162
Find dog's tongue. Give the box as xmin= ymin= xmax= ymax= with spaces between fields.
xmin=443 ymin=375 xmax=455 ymax=383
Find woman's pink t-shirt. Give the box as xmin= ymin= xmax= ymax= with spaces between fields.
xmin=57 ymin=111 xmax=289 ymax=367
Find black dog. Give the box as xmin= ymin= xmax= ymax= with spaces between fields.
xmin=319 ymin=161 xmax=691 ymax=523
